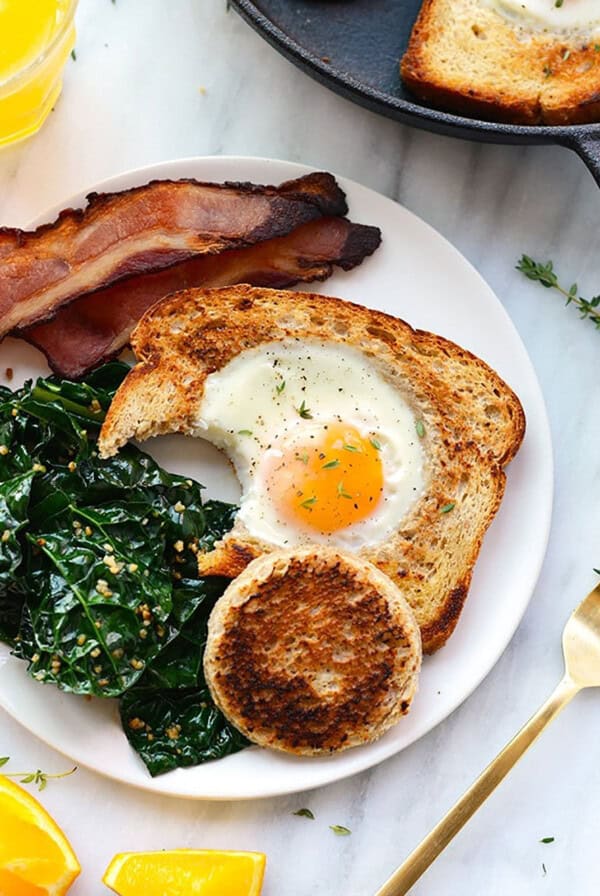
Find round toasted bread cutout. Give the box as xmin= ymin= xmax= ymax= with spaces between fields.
xmin=204 ymin=546 xmax=422 ymax=756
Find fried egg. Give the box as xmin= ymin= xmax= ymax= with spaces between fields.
xmin=195 ymin=340 xmax=426 ymax=552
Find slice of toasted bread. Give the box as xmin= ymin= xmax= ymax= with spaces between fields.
xmin=203 ymin=546 xmax=422 ymax=755
xmin=98 ymin=284 xmax=525 ymax=653
xmin=401 ymin=0 xmax=600 ymax=125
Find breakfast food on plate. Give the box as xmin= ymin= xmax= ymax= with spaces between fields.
xmin=0 ymin=773 xmax=80 ymax=895
xmin=0 ymin=172 xmax=347 ymax=336
xmin=401 ymin=0 xmax=600 ymax=124
xmin=0 ymin=170 xmax=391 ymax=777
xmin=0 ymin=160 xmax=524 ymax=773
xmin=99 ymin=284 xmax=525 ymax=653
xmin=204 ymin=547 xmax=421 ymax=755
xmin=20 ymin=216 xmax=381 ymax=379
xmin=103 ymin=850 xmax=266 ymax=896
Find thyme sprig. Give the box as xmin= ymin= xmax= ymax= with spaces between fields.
xmin=517 ymin=256 xmax=600 ymax=329
xmin=296 ymin=400 xmax=313 ymax=419
xmin=0 ymin=756 xmax=77 ymax=791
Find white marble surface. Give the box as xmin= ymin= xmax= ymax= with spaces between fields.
xmin=1 ymin=1 xmax=600 ymax=894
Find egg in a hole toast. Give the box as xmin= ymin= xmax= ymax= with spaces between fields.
xmin=99 ymin=284 xmax=525 ymax=654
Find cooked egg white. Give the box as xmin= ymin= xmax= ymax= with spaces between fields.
xmin=194 ymin=340 xmax=426 ymax=551
xmin=486 ymin=0 xmax=600 ymax=32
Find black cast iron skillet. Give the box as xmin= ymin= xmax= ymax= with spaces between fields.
xmin=230 ymin=0 xmax=600 ymax=186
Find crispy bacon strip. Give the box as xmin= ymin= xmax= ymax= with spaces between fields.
xmin=0 ymin=173 xmax=347 ymax=336
xmin=22 ymin=217 xmax=381 ymax=379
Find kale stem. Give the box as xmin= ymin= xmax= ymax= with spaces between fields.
xmin=30 ymin=386 xmax=106 ymax=423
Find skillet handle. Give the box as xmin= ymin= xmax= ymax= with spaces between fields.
xmin=566 ymin=131 xmax=600 ymax=187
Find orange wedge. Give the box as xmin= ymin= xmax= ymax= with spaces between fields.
xmin=103 ymin=850 xmax=266 ymax=896
xmin=0 ymin=774 xmax=80 ymax=896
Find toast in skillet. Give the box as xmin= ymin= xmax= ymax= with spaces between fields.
xmin=401 ymin=0 xmax=600 ymax=125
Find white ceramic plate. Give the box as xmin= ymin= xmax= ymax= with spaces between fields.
xmin=0 ymin=157 xmax=552 ymax=799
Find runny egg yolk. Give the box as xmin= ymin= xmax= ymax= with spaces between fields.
xmin=267 ymin=423 xmax=384 ymax=534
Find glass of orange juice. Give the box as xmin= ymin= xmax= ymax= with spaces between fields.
xmin=0 ymin=0 xmax=78 ymax=148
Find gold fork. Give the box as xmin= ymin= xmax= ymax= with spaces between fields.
xmin=375 ymin=581 xmax=600 ymax=896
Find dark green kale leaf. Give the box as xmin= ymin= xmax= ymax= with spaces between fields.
xmin=0 ymin=386 xmax=42 ymax=644
xmin=119 ymin=684 xmax=249 ymax=777
xmin=22 ymin=361 xmax=130 ymax=436
xmin=137 ymin=499 xmax=236 ymax=690
xmin=119 ymin=569 xmax=247 ymax=776
xmin=0 ymin=362 xmax=130 ymax=469
xmin=141 ymin=576 xmax=228 ymax=689
xmin=0 ymin=471 xmax=35 ymax=643
xmin=198 ymin=500 xmax=238 ymax=553
xmin=0 ymin=471 xmax=35 ymax=586
xmin=23 ymin=501 xmax=174 ymax=696
xmin=0 ymin=581 xmax=27 ymax=646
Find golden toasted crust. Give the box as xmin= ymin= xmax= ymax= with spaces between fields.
xmin=99 ymin=284 xmax=525 ymax=652
xmin=542 ymin=45 xmax=600 ymax=125
xmin=101 ymin=284 xmax=524 ymax=464
xmin=203 ymin=547 xmax=422 ymax=755
xmin=401 ymin=0 xmax=600 ymax=125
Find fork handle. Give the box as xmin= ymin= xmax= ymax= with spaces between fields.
xmin=374 ymin=676 xmax=579 ymax=896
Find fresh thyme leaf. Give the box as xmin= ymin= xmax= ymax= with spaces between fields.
xmin=369 ymin=438 xmax=381 ymax=451
xmin=0 ymin=756 xmax=9 ymax=767
xmin=293 ymin=807 xmax=315 ymax=819
xmin=297 ymin=452 xmax=309 ymax=465
xmin=337 ymin=481 xmax=352 ymax=500
xmin=540 ymin=837 xmax=555 ymax=844
xmin=415 ymin=420 xmax=425 ymax=438
xmin=517 ymin=255 xmax=558 ymax=288
xmin=300 ymin=496 xmax=317 ymax=510
xmin=440 ymin=502 xmax=455 ymax=514
xmin=237 ymin=429 xmax=252 ymax=436
xmin=517 ymin=255 xmax=600 ymax=330
xmin=330 ymin=824 xmax=351 ymax=836
xmin=322 ymin=459 xmax=340 ymax=470
xmin=275 ymin=381 xmax=286 ymax=395
xmin=296 ymin=400 xmax=312 ymax=419
xmin=70 ymin=49 xmax=77 ymax=61
xmin=343 ymin=444 xmax=358 ymax=452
